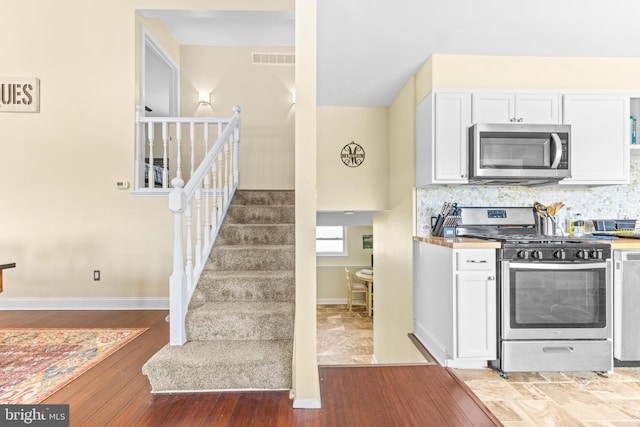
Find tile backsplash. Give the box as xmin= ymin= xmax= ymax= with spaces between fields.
xmin=416 ymin=157 xmax=640 ymax=237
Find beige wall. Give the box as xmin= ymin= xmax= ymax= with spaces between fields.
xmin=316 ymin=226 xmax=373 ymax=301
xmin=372 ymin=77 xmax=425 ymax=364
xmin=316 ymin=107 xmax=389 ymax=211
xmin=415 ymin=56 xmax=433 ymax=105
xmin=430 ymin=54 xmax=640 ymax=89
xmin=0 ymin=0 xmax=292 ymax=301
xmin=180 ymin=45 xmax=295 ymax=190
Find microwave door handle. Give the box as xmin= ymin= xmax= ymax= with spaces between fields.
xmin=550 ymin=133 xmax=562 ymax=168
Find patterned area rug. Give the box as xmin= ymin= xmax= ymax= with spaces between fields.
xmin=0 ymin=328 xmax=146 ymax=404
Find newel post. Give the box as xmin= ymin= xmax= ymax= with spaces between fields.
xmin=169 ymin=177 xmax=187 ymax=345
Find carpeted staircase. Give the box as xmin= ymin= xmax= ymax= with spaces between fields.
xmin=142 ymin=190 xmax=295 ymax=392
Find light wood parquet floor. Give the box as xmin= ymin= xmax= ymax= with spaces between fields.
xmin=316 ymin=304 xmax=374 ymax=365
xmin=455 ymin=368 xmax=640 ymax=426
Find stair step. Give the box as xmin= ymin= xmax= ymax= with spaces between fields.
xmin=217 ymin=224 xmax=295 ymax=245
xmin=143 ymin=189 xmax=296 ymax=393
xmin=186 ymin=301 xmax=294 ymax=341
xmin=209 ymin=245 xmax=294 ymax=271
xmin=233 ymin=190 xmax=294 ymax=206
xmin=226 ymin=205 xmax=294 ymax=224
xmin=142 ymin=339 xmax=293 ymax=392
xmin=190 ymin=270 xmax=294 ymax=306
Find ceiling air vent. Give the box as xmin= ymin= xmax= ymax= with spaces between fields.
xmin=252 ymin=52 xmax=295 ymax=66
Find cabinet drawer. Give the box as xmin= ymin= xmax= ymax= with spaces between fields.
xmin=456 ymin=251 xmax=495 ymax=271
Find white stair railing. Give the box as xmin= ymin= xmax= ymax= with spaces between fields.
xmin=135 ymin=108 xmax=239 ymax=191
xmin=138 ymin=107 xmax=241 ymax=345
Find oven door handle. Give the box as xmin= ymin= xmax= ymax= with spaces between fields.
xmin=506 ymin=262 xmax=608 ymax=270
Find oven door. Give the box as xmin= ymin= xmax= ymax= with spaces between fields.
xmin=501 ymin=260 xmax=611 ymax=340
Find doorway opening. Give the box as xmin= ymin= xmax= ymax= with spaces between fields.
xmin=141 ymin=28 xmax=179 ymax=117
xmin=316 ymin=211 xmax=374 ymax=365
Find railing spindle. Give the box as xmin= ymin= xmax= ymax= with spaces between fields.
xmin=190 ymin=122 xmax=195 ymax=178
xmin=185 ymin=202 xmax=193 ymax=291
xmin=195 ymin=187 xmax=203 ymax=270
xmin=176 ymin=123 xmax=183 ymax=179
xmin=147 ymin=124 xmax=155 ymax=189
xmin=162 ymin=122 xmax=169 ymax=188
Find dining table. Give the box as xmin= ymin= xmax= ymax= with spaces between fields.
xmin=355 ymin=268 xmax=373 ymax=316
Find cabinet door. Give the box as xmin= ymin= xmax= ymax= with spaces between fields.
xmin=562 ymin=94 xmax=630 ymax=184
xmin=456 ymin=273 xmax=497 ymax=359
xmin=472 ymin=93 xmax=515 ymax=123
xmin=515 ymin=93 xmax=560 ymax=124
xmin=434 ymin=93 xmax=471 ymax=182
xmin=473 ymin=93 xmax=559 ymax=124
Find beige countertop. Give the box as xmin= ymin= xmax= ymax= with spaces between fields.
xmin=415 ymin=236 xmax=640 ymax=250
xmin=609 ymin=237 xmax=640 ymax=249
xmin=414 ymin=235 xmax=501 ymax=249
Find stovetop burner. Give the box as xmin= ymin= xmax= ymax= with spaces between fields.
xmin=454 ymin=207 xmax=611 ymax=262
xmin=462 ymin=232 xmax=591 ymax=245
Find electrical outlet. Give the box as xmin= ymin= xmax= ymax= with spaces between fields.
xmin=93 ymin=270 xmax=100 ymax=281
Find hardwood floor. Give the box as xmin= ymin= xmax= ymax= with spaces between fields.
xmin=0 ymin=310 xmax=500 ymax=426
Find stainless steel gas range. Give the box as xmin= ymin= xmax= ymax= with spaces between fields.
xmin=457 ymin=206 xmax=613 ymax=378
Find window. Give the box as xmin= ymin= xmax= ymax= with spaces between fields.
xmin=316 ymin=226 xmax=347 ymax=256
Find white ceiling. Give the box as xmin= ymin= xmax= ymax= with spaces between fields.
xmin=141 ymin=2 xmax=640 ymax=107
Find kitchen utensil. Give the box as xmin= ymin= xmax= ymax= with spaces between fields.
xmin=533 ymin=202 xmax=547 ymax=218
xmin=547 ymin=205 xmax=556 ymax=216
xmin=554 ymin=202 xmax=564 ymax=213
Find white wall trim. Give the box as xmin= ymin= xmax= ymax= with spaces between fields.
xmin=317 ymin=298 xmax=347 ymax=305
xmin=292 ymin=398 xmax=322 ymax=409
xmin=0 ymin=297 xmax=169 ymax=310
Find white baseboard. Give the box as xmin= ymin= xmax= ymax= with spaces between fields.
xmin=292 ymin=398 xmax=322 ymax=409
xmin=316 ymin=298 xmax=347 ymax=305
xmin=0 ymin=297 xmax=169 ymax=310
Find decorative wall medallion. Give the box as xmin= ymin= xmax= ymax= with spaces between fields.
xmin=340 ymin=141 xmax=365 ymax=167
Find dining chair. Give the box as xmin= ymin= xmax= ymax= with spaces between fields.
xmin=345 ymin=268 xmax=368 ymax=312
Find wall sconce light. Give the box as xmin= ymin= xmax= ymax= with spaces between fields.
xmin=198 ymin=91 xmax=211 ymax=106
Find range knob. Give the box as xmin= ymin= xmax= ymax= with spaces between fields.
xmin=590 ymin=249 xmax=603 ymax=259
xmin=553 ymin=249 xmax=566 ymax=260
xmin=517 ymin=250 xmax=529 ymax=260
xmin=576 ymin=249 xmax=589 ymax=260
xmin=531 ymin=250 xmax=543 ymax=260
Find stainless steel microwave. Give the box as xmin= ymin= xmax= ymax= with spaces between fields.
xmin=468 ymin=123 xmax=571 ymax=185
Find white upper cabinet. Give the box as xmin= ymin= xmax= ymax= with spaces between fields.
xmin=416 ymin=93 xmax=471 ymax=186
xmin=472 ymin=93 xmax=560 ymax=124
xmin=561 ymin=94 xmax=630 ymax=185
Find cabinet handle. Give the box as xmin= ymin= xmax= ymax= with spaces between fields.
xmin=516 ymin=118 xmax=523 ymax=123
xmin=509 ymin=118 xmax=516 ymax=122
xmin=487 ymin=276 xmax=495 ymax=281
xmin=543 ymin=346 xmax=574 ymax=353
xmin=466 ymin=259 xmax=487 ymax=263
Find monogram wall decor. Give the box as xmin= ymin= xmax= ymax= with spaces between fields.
xmin=340 ymin=141 xmax=365 ymax=167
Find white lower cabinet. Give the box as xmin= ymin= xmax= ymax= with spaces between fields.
xmin=456 ymin=271 xmax=497 ymax=359
xmin=413 ymin=241 xmax=497 ymax=368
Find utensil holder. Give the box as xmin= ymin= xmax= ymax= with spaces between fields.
xmin=542 ymin=215 xmax=557 ymax=236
